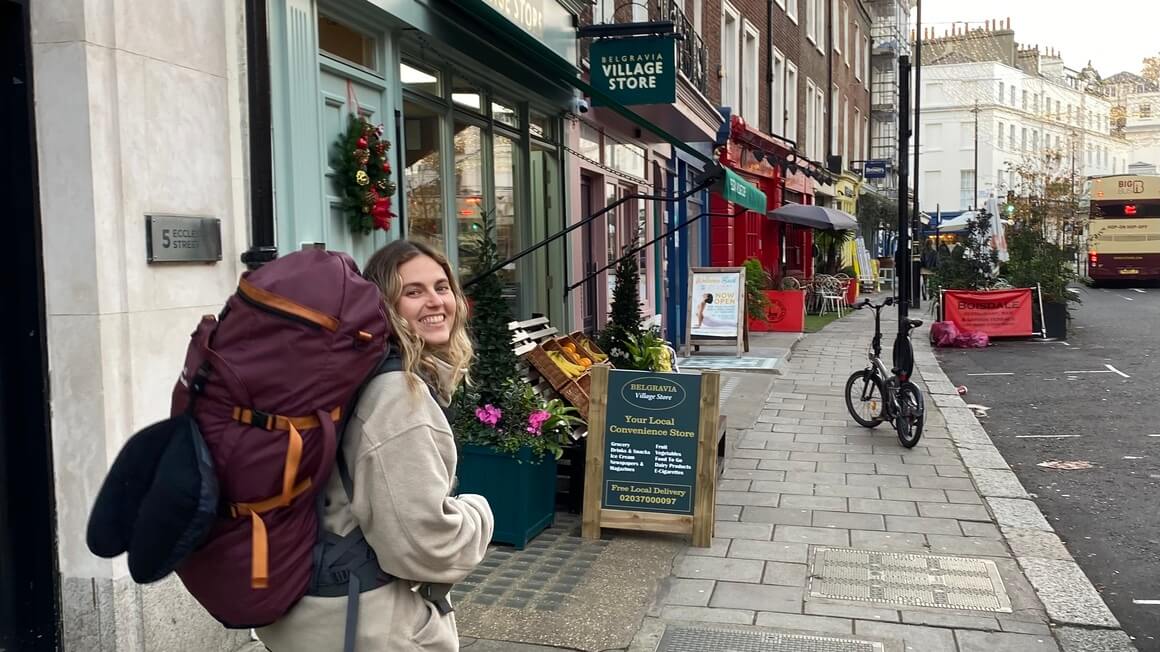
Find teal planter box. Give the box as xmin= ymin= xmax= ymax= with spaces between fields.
xmin=456 ymin=444 xmax=556 ymax=549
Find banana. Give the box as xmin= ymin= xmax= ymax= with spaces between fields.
xmin=546 ymin=350 xmax=586 ymax=378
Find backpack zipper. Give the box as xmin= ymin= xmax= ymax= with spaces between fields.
xmin=236 ymin=284 xmax=328 ymax=330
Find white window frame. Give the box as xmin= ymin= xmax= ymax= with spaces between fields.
xmin=853 ymin=106 xmax=861 ymax=161
xmin=721 ymin=1 xmax=742 ymax=112
xmin=842 ymin=3 xmax=850 ymax=66
xmin=814 ymin=0 xmax=826 ymax=53
xmin=805 ymin=0 xmax=817 ymax=46
xmin=815 ymin=84 xmax=826 ymax=160
xmin=692 ymin=0 xmax=704 ymax=36
xmin=771 ymin=48 xmax=786 ymax=137
xmin=853 ymin=24 xmax=862 ymax=81
xmin=786 ymin=0 xmax=797 ymax=23
xmin=742 ymin=20 xmax=760 ymax=124
xmin=832 ymin=0 xmax=841 ymax=53
xmin=594 ymin=0 xmax=615 ymax=24
xmin=831 ymin=84 xmax=840 ymax=154
xmin=631 ymin=0 xmax=647 ymax=22
xmin=863 ymin=34 xmax=870 ymax=87
xmin=807 ymin=78 xmax=816 ymax=158
xmin=842 ymin=96 xmax=849 ymax=161
xmin=786 ymin=61 xmax=798 ymax=142
xmin=997 ymin=121 xmax=1005 ymax=149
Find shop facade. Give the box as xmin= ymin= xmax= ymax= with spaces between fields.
xmin=708 ymin=114 xmax=817 ymax=284
xmin=269 ymin=0 xmax=583 ymax=323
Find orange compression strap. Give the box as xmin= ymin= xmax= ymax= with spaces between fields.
xmin=231 ymin=406 xmax=342 ymax=432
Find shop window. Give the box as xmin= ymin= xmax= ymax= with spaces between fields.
xmin=401 ymin=60 xmax=440 ymax=95
xmin=492 ymin=100 xmax=520 ymax=129
xmin=530 ymin=111 xmax=557 ymax=142
xmin=454 ymin=120 xmax=486 ymax=278
xmin=318 ymin=15 xmax=377 ymax=72
xmin=452 ymin=76 xmax=483 ymax=111
xmin=579 ymin=122 xmax=601 ymax=160
xmin=403 ymin=99 xmax=444 ymax=250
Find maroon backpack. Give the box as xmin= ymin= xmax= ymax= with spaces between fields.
xmin=169 ymin=249 xmax=390 ymax=627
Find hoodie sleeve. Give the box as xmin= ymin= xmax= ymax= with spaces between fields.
xmin=345 ymin=375 xmax=494 ymax=584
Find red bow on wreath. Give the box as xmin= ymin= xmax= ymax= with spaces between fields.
xmin=371 ymin=195 xmax=393 ymax=231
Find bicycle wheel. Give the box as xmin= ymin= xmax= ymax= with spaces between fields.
xmin=895 ymin=381 xmax=925 ymax=448
xmin=845 ymin=369 xmax=885 ymax=428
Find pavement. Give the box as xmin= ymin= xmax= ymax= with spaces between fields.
xmin=934 ymin=284 xmax=1160 ymax=650
xmin=447 ymin=305 xmax=1133 ymax=651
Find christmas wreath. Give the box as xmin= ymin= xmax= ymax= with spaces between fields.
xmin=332 ymin=114 xmax=396 ymax=234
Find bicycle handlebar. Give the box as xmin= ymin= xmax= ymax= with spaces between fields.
xmin=855 ymin=297 xmax=894 ymax=311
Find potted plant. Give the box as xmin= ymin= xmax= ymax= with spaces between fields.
xmin=743 ymin=258 xmax=771 ymax=325
xmin=598 ymin=247 xmax=646 ymax=368
xmin=453 ymin=212 xmax=581 ymax=548
xmin=1004 ymin=223 xmax=1079 ymax=339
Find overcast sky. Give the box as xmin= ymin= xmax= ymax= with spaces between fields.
xmin=916 ymin=0 xmax=1158 ymax=78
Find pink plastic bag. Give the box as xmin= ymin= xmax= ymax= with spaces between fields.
xmin=958 ymin=330 xmax=989 ymax=348
xmin=931 ymin=321 xmax=960 ymax=348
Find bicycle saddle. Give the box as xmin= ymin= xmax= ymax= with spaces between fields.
xmin=906 ymin=319 xmax=923 ymax=329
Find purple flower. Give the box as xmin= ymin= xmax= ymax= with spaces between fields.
xmin=475 ymin=404 xmax=502 ymax=427
xmin=526 ymin=410 xmax=551 ymax=435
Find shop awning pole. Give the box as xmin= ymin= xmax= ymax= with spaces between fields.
xmin=464 ymin=167 xmax=722 ymax=288
xmin=565 ymin=207 xmax=745 ymax=296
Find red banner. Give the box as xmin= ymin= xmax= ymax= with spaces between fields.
xmin=943 ymin=289 xmax=1034 ymax=337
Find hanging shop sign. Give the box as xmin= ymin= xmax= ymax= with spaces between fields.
xmin=582 ymin=366 xmax=720 ymax=547
xmin=589 ymin=35 xmax=677 ymax=106
xmin=863 ymin=159 xmax=888 ymax=179
xmin=718 ymin=168 xmax=767 ymax=213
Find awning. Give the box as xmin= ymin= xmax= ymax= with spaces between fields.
xmin=767 ymin=203 xmax=857 ymax=231
xmin=716 ymin=168 xmax=767 ymax=213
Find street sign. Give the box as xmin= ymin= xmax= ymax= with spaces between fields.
xmin=145 ymin=215 xmax=222 ymax=263
xmin=589 ymin=35 xmax=677 ymax=106
xmin=864 ymin=159 xmax=888 ymax=179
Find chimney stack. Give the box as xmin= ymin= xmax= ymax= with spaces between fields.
xmin=1006 ymin=17 xmax=1011 ymax=30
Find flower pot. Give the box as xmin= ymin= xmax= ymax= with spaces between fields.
xmin=1042 ymin=301 xmax=1068 ymax=339
xmin=456 ymin=444 xmax=556 ymax=549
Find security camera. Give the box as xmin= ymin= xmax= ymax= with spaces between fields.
xmin=572 ymin=97 xmax=590 ymax=114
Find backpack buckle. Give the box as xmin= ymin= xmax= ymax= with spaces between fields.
xmin=249 ymin=409 xmax=274 ymax=430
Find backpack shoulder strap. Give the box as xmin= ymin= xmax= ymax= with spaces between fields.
xmin=336 ymin=347 xmax=403 ymax=500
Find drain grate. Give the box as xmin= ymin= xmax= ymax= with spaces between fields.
xmin=809 ymin=548 xmax=1012 ymax=613
xmin=657 ymin=626 xmax=884 ymax=652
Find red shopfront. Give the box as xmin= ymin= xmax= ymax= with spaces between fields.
xmin=708 ymin=115 xmax=814 ymax=283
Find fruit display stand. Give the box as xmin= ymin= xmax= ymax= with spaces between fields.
xmin=508 ymin=317 xmax=613 ymax=513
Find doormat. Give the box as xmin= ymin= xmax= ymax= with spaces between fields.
xmin=676 ymin=356 xmax=779 ymax=371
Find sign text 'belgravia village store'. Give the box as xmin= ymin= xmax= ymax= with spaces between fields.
xmin=589 ymin=35 xmax=677 ymax=106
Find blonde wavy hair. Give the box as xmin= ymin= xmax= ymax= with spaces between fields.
xmin=363 ymin=239 xmax=474 ymax=401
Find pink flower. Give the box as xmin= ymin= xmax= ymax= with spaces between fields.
xmin=526 ymin=410 xmax=551 ymax=435
xmin=475 ymin=404 xmax=502 ymax=427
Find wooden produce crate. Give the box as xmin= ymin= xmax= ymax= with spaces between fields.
xmin=508 ymin=317 xmax=590 ymax=432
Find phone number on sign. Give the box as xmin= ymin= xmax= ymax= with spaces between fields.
xmin=617 ymin=494 xmax=678 ymax=505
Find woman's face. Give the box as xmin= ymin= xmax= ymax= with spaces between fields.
xmin=396 ymin=254 xmax=456 ymax=346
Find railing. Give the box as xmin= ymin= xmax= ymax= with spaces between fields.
xmin=658 ymin=0 xmax=709 ymax=96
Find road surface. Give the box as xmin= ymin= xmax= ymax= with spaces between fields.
xmin=935 ymin=284 xmax=1160 ymax=650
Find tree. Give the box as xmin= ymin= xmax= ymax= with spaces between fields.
xmin=1001 ymin=146 xmax=1083 ymax=305
xmin=1143 ymin=53 xmax=1160 ymax=85
xmin=461 ymin=210 xmax=520 ymax=405
xmin=598 ymin=247 xmax=644 ymax=368
xmin=930 ymin=211 xmax=998 ymax=292
xmin=813 ymin=229 xmax=855 ymax=275
xmin=855 ymin=191 xmax=897 ymax=257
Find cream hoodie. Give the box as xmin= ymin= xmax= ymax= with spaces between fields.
xmin=257 ymin=367 xmax=494 ymax=652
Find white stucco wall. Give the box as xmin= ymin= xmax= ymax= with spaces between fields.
xmin=31 ymin=0 xmax=253 ymax=649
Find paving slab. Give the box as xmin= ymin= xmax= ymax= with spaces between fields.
xmin=953 ymin=629 xmax=1061 ymax=651
xmin=986 ymin=498 xmax=1053 ymax=531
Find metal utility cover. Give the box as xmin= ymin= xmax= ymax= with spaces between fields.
xmin=657 ymin=626 xmax=884 ymax=652
xmin=809 ymin=548 xmax=1012 ymax=613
